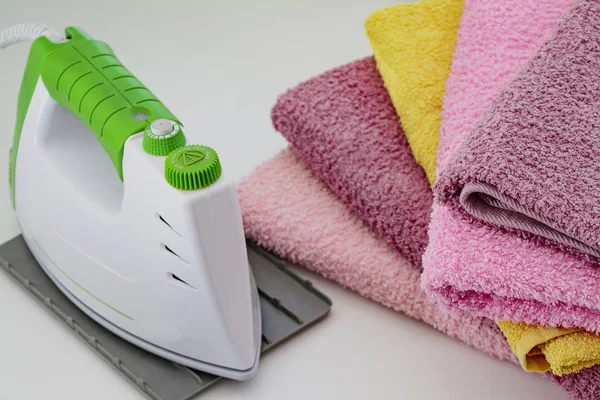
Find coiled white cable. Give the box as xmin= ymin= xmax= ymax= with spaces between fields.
xmin=0 ymin=23 xmax=66 ymax=50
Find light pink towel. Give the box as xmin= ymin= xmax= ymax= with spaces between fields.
xmin=238 ymin=148 xmax=513 ymax=363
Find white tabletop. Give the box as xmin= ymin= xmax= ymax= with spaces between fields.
xmin=0 ymin=1 xmax=569 ymax=399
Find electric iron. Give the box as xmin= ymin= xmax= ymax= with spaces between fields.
xmin=4 ymin=24 xmax=261 ymax=380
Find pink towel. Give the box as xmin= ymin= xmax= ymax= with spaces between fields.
xmin=420 ymin=0 xmax=600 ymax=331
xmin=438 ymin=0 xmax=600 ymax=260
xmin=237 ymin=54 xmax=598 ymax=398
xmin=238 ymin=148 xmax=513 ymax=363
xmin=271 ymin=57 xmax=432 ymax=267
xmin=552 ymin=367 xmax=600 ymax=399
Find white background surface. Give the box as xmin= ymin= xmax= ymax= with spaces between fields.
xmin=0 ymin=1 xmax=569 ymax=399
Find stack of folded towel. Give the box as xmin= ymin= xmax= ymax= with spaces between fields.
xmin=238 ymin=0 xmax=600 ymax=398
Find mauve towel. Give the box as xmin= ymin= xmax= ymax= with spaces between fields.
xmin=438 ymin=0 xmax=600 ymax=260
xmin=271 ymin=57 xmax=432 ymax=267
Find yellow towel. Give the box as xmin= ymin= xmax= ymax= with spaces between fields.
xmin=365 ymin=0 xmax=600 ymax=377
xmin=498 ymin=321 xmax=600 ymax=376
xmin=365 ymin=0 xmax=463 ymax=184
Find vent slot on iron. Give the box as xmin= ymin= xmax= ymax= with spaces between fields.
xmin=169 ymin=273 xmax=196 ymax=289
xmin=161 ymin=243 xmax=190 ymax=265
xmin=156 ymin=213 xmax=182 ymax=237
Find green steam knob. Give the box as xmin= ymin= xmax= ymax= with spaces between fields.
xmin=165 ymin=145 xmax=222 ymax=190
xmin=143 ymin=119 xmax=186 ymax=156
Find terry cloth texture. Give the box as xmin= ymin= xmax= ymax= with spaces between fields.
xmin=364 ymin=0 xmax=463 ymax=184
xmin=274 ymin=32 xmax=600 ymax=376
xmin=420 ymin=0 xmax=600 ymax=334
xmin=271 ymin=57 xmax=432 ymax=267
xmin=236 ymin=137 xmax=600 ymax=400
xmin=237 ymin=54 xmax=600 ymax=397
xmin=438 ymin=0 xmax=600 ymax=261
xmin=237 ymin=148 xmax=514 ymax=364
xmin=421 ymin=0 xmax=600 ymax=381
xmin=364 ymin=0 xmax=596 ymax=375
xmin=436 ymin=0 xmax=600 ymax=376
xmin=236 ymin=147 xmax=600 ymax=400
xmin=552 ymin=366 xmax=600 ymax=399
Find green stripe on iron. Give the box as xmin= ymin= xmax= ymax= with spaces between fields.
xmin=22 ymin=220 xmax=134 ymax=321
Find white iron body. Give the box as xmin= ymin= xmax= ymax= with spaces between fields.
xmin=13 ymin=78 xmax=261 ymax=379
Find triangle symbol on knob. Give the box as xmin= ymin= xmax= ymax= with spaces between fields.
xmin=181 ymin=150 xmax=205 ymax=166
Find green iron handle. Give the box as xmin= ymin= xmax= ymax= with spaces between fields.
xmin=40 ymin=27 xmax=180 ymax=179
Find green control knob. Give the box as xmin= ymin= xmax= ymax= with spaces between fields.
xmin=143 ymin=119 xmax=186 ymax=156
xmin=165 ymin=145 xmax=222 ymax=190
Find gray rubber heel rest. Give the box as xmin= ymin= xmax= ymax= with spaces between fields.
xmin=0 ymin=235 xmax=332 ymax=400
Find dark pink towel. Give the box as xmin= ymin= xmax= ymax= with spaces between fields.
xmin=271 ymin=57 xmax=432 ymax=267
xmin=437 ymin=0 xmax=600 ymax=261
